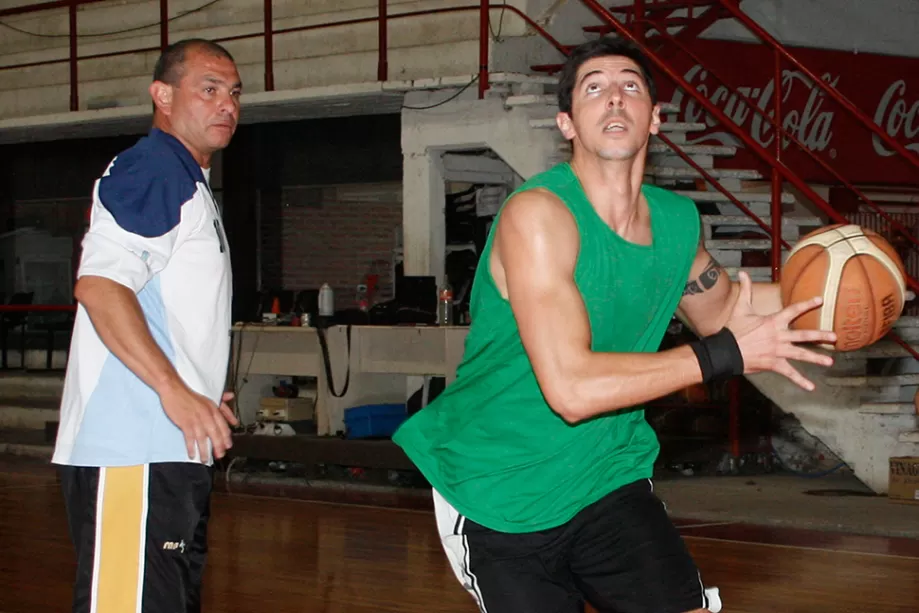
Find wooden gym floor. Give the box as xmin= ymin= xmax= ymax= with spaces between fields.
xmin=1 ymin=456 xmax=918 ymax=613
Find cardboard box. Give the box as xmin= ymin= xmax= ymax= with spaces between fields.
xmin=257 ymin=396 xmax=315 ymax=422
xmin=888 ymin=456 xmax=919 ymax=503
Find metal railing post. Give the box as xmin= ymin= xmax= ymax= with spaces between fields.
xmin=771 ymin=48 xmax=783 ymax=282
xmin=264 ymin=0 xmax=274 ymax=91
xmin=68 ymin=0 xmax=78 ymax=111
xmin=378 ymin=0 xmax=388 ymax=81
xmin=160 ymin=0 xmax=168 ymax=52
xmin=478 ymin=0 xmax=490 ymax=98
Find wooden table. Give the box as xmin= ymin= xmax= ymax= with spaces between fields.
xmin=230 ymin=324 xmax=469 ymax=435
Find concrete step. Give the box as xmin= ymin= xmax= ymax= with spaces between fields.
xmin=675 ymin=190 xmax=796 ymax=204
xmin=705 ymin=238 xmax=777 ymax=251
xmin=899 ymin=430 xmax=919 ymax=443
xmin=825 ymin=374 xmax=919 ymax=388
xmin=889 ymin=326 xmax=919 ymax=343
xmin=647 ymin=166 xmax=762 ymax=180
xmin=0 ymin=372 xmax=65 ymax=401
xmin=843 ymin=340 xmax=919 ymax=359
xmin=505 ymin=94 xmax=556 ymax=107
xmin=528 ymin=118 xmax=560 ymax=129
xmin=490 ymin=72 xmax=559 ymax=86
xmin=0 ymin=427 xmax=54 ymax=460
xmin=702 ymin=214 xmax=822 ymax=227
xmin=859 ymin=402 xmax=916 ymax=415
xmin=0 ymin=402 xmax=59 ymax=430
xmin=658 ymin=122 xmax=707 ymax=133
xmin=529 ymin=118 xmax=705 ymax=131
xmin=506 ymin=94 xmax=680 ymax=114
xmin=726 ymin=266 xmax=773 ymax=282
xmin=557 ymin=142 xmax=738 ymax=157
xmin=649 ymin=143 xmax=737 ymax=156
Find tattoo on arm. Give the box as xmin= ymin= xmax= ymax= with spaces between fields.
xmin=683 ymin=258 xmax=723 ymax=296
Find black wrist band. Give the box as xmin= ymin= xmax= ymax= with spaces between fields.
xmin=688 ymin=328 xmax=745 ymax=383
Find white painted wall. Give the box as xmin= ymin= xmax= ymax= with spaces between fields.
xmin=491 ymin=0 xmax=919 ymax=76
xmin=699 ymin=0 xmax=919 ymax=57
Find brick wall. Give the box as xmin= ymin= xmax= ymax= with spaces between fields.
xmin=12 ymin=199 xmax=87 ymax=237
xmin=262 ymin=182 xmax=402 ymax=310
xmin=9 ymin=199 xmax=87 ymax=282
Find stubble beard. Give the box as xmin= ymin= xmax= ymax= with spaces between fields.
xmin=596 ymin=145 xmax=640 ymax=161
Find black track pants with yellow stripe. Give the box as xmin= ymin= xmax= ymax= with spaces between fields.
xmin=59 ymin=463 xmax=213 ymax=613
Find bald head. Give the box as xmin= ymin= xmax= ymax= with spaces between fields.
xmin=153 ymin=38 xmax=235 ymax=86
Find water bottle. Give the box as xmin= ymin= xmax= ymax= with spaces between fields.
xmin=318 ymin=283 xmax=335 ymax=317
xmin=437 ymin=277 xmax=454 ymax=326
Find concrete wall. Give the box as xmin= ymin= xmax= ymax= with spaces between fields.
xmin=0 ymin=0 xmax=533 ymax=120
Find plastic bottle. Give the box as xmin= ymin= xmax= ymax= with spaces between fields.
xmin=437 ymin=277 xmax=454 ymax=325
xmin=318 ymin=283 xmax=335 ymax=317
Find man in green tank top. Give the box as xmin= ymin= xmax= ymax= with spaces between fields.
xmin=393 ymin=37 xmax=836 ymax=613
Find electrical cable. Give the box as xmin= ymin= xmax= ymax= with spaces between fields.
xmin=0 ymin=0 xmax=220 ymax=39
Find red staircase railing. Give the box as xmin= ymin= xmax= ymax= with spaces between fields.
xmin=637 ymin=18 xmax=919 ymax=255
xmin=584 ymin=0 xmax=730 ymax=47
xmin=578 ymin=0 xmax=919 ymax=287
xmin=574 ymin=0 xmax=919 ymax=360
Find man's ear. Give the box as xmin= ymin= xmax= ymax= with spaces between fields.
xmin=649 ymin=103 xmax=661 ymax=136
xmin=556 ymin=111 xmax=576 ymax=141
xmin=149 ymin=81 xmax=174 ymax=116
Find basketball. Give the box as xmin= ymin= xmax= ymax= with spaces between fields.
xmin=779 ymin=224 xmax=907 ymax=352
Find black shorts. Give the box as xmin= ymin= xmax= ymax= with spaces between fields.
xmin=433 ymin=479 xmax=721 ymax=613
xmin=58 ymin=463 xmax=213 ymax=613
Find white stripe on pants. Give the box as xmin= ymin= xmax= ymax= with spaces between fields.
xmin=432 ymin=488 xmax=489 ymax=613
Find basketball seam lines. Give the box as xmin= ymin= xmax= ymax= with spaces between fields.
xmin=790 ymin=225 xmax=906 ymax=344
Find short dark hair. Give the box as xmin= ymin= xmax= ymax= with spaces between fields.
xmin=557 ymin=37 xmax=657 ymax=114
xmin=152 ymin=38 xmax=235 ymax=86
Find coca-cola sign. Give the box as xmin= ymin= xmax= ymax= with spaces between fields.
xmin=874 ymin=79 xmax=919 ymax=157
xmin=656 ymin=40 xmax=919 ymax=186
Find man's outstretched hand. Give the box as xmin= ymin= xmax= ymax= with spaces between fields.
xmin=727 ymin=271 xmax=837 ymax=391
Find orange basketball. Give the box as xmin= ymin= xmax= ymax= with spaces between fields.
xmin=780 ymin=224 xmax=907 ymax=352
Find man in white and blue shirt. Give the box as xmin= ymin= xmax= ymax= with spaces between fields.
xmin=53 ymin=38 xmax=242 ymax=613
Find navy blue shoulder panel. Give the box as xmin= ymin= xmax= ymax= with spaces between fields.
xmin=97 ymin=129 xmax=206 ymax=238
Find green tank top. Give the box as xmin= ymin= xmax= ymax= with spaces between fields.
xmin=393 ymin=163 xmax=700 ymax=533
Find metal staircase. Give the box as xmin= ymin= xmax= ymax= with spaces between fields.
xmin=471 ymin=0 xmax=919 ymax=492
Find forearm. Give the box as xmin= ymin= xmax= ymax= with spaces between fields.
xmin=74 ymin=276 xmax=184 ymax=395
xmin=684 ymin=281 xmax=781 ymax=336
xmin=553 ymin=345 xmax=704 ymax=423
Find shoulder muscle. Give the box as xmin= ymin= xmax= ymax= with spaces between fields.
xmin=492 ymin=188 xmax=579 ymax=295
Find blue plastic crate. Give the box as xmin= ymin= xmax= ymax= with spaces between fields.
xmin=344 ymin=403 xmax=407 ymax=439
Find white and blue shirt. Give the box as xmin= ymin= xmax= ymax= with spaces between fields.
xmin=53 ymin=128 xmax=232 ymax=467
